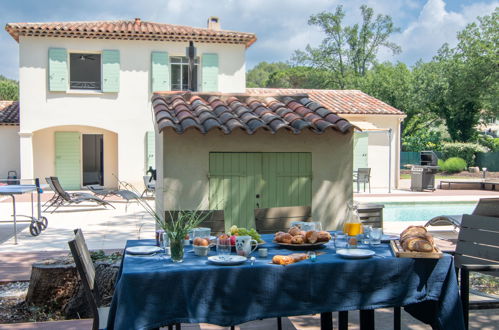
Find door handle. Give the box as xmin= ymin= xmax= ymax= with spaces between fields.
xmin=256 ymin=194 xmax=260 ymax=208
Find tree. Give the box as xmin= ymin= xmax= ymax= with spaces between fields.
xmin=293 ymin=5 xmax=400 ymax=88
xmin=0 ymin=75 xmax=19 ymax=101
xmin=266 ymin=66 xmax=334 ymax=89
xmin=416 ymin=8 xmax=498 ymax=142
xmin=246 ymin=62 xmax=290 ymax=87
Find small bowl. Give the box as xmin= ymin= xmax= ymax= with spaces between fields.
xmin=193 ymin=245 xmax=210 ymax=256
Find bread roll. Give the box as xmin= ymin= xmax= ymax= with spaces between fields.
xmin=305 ymin=231 xmax=318 ymax=244
xmin=401 ymin=236 xmax=434 ymax=252
xmin=316 ymin=231 xmax=332 ymax=242
xmin=291 ymin=235 xmax=305 ymax=244
xmin=274 ymin=231 xmax=286 ymax=238
xmin=280 ymin=233 xmax=293 ymax=244
xmin=288 ymin=226 xmax=302 ymax=236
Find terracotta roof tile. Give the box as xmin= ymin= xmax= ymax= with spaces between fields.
xmin=152 ymin=93 xmax=354 ymax=135
xmin=5 ymin=19 xmax=257 ymax=47
xmin=246 ymin=88 xmax=404 ymax=115
xmin=0 ymin=101 xmax=19 ymax=125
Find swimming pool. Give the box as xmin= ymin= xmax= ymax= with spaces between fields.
xmin=382 ymin=201 xmax=476 ymax=222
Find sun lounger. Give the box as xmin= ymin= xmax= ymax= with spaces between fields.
xmin=439 ymin=180 xmax=499 ymax=190
xmin=425 ymin=198 xmax=499 ymax=228
xmin=45 ymin=177 xmax=115 ymax=213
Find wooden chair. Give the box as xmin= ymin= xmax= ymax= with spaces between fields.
xmin=67 ymin=229 xmax=109 ymax=330
xmin=353 ymin=168 xmax=371 ymax=193
xmin=254 ymin=206 xmax=311 ymax=234
xmin=254 ymin=206 xmax=311 ymax=330
xmin=165 ymin=210 xmax=225 ymax=235
xmin=454 ymin=214 xmax=499 ymax=329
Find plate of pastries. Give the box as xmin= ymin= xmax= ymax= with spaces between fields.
xmin=273 ymin=226 xmax=332 ymax=250
xmin=391 ymin=225 xmax=442 ymax=258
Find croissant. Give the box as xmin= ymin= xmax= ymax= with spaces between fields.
xmin=272 ymin=255 xmax=295 ymax=265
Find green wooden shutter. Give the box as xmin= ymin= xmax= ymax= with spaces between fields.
xmin=201 ymin=53 xmax=219 ymax=92
xmin=48 ymin=48 xmax=68 ymax=92
xmin=146 ymin=131 xmax=155 ymax=169
xmin=354 ymin=132 xmax=369 ymax=170
xmin=55 ymin=132 xmax=81 ymax=190
xmin=151 ymin=51 xmax=170 ymax=92
xmin=261 ymin=153 xmax=312 ymax=208
xmin=102 ymin=50 xmax=120 ymax=92
xmin=209 ymin=153 xmax=263 ymax=230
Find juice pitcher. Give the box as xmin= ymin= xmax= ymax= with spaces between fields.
xmin=343 ymin=201 xmax=362 ymax=237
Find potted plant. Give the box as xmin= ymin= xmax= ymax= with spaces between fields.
xmin=118 ymin=180 xmax=210 ymax=262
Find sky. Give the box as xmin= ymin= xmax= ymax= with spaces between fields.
xmin=0 ymin=0 xmax=497 ymax=80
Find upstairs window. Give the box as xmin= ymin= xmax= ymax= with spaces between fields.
xmin=69 ymin=53 xmax=101 ymax=90
xmin=171 ymin=56 xmax=199 ymax=91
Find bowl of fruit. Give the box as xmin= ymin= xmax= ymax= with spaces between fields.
xmin=222 ymin=225 xmax=265 ymax=248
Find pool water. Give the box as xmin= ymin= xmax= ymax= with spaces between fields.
xmin=383 ymin=202 xmax=476 ymax=222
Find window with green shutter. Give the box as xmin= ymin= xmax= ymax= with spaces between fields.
xmin=48 ymin=48 xmax=68 ymax=92
xmin=102 ymin=50 xmax=120 ymax=92
xmin=151 ymin=51 xmax=170 ymax=92
xmin=201 ymin=53 xmax=219 ymax=92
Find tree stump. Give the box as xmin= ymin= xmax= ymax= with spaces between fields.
xmin=25 ymin=261 xmax=79 ymax=311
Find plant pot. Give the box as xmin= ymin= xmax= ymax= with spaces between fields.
xmin=170 ymin=237 xmax=185 ymax=263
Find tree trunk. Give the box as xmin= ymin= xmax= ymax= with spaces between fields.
xmin=25 ymin=262 xmax=79 ymax=310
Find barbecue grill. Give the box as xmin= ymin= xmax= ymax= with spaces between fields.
xmin=410 ymin=151 xmax=439 ymax=191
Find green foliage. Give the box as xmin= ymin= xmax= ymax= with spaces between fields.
xmin=476 ymin=134 xmax=499 ymax=151
xmin=292 ymin=5 xmax=400 ymax=88
xmin=266 ymin=66 xmax=333 ymax=89
xmin=437 ymin=159 xmax=445 ymax=168
xmin=441 ymin=142 xmax=489 ymax=166
xmin=440 ymin=157 xmax=467 ymax=173
xmin=0 ymin=75 xmax=18 ymax=100
xmin=402 ymin=130 xmax=443 ymax=152
xmin=246 ymin=62 xmax=290 ymax=87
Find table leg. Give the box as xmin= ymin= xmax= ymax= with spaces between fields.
xmin=394 ymin=307 xmax=401 ymax=330
xmin=338 ymin=311 xmax=348 ymax=330
xmin=320 ymin=312 xmax=332 ymax=330
xmin=11 ymin=194 xmax=17 ymax=245
xmin=359 ymin=309 xmax=374 ymax=330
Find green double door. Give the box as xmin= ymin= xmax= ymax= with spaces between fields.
xmin=209 ymin=152 xmax=312 ymax=230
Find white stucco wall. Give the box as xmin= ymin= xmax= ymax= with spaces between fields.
xmin=0 ymin=126 xmax=20 ymax=180
xmin=160 ymin=129 xmax=353 ymax=230
xmin=18 ymin=36 xmax=246 ymax=185
xmin=343 ymin=114 xmax=403 ymax=189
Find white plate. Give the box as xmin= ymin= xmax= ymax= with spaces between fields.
xmin=208 ymin=255 xmax=247 ymax=265
xmin=126 ymin=246 xmax=161 ymax=255
xmin=336 ymin=249 xmax=375 ymax=259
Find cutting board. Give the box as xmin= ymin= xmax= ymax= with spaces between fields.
xmin=390 ymin=240 xmax=443 ymax=259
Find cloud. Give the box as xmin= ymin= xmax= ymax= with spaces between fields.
xmin=391 ymin=0 xmax=499 ymax=65
xmin=0 ymin=0 xmax=497 ymax=80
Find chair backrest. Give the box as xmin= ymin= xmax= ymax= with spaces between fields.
xmin=455 ymin=214 xmax=499 ymax=276
xmin=357 ymin=168 xmax=371 ymax=180
xmin=254 ymin=206 xmax=311 ymax=234
xmin=165 ymin=210 xmax=225 ymax=235
xmin=49 ymin=176 xmax=72 ymax=201
xmin=68 ymin=229 xmax=100 ymax=329
xmin=472 ymin=198 xmax=499 ymax=218
xmin=45 ymin=177 xmax=57 ymax=192
xmin=357 ymin=203 xmax=383 ymax=228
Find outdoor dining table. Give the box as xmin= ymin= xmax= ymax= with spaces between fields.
xmin=107 ymin=233 xmax=465 ymax=330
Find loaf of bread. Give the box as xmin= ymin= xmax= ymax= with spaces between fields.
xmin=400 ymin=226 xmax=434 ymax=252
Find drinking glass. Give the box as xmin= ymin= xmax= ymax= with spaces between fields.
xmin=334 ymin=233 xmax=348 ymax=249
xmin=216 ymin=237 xmax=231 ymax=259
xmin=362 ymin=225 xmax=372 ymax=245
xmin=370 ymin=228 xmax=383 ymax=245
xmin=160 ymin=232 xmax=170 ymax=255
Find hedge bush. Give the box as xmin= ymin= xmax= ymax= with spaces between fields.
xmin=441 ymin=142 xmax=488 ymax=166
xmin=440 ymin=157 xmax=467 ymax=173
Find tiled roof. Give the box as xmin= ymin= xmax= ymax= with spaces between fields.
xmin=152 ymin=93 xmax=354 ymax=135
xmin=5 ymin=19 xmax=257 ymax=47
xmin=246 ymin=88 xmax=404 ymax=115
xmin=0 ymin=101 xmax=19 ymax=125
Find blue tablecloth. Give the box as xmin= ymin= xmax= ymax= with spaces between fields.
xmin=107 ymin=234 xmax=464 ymax=330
